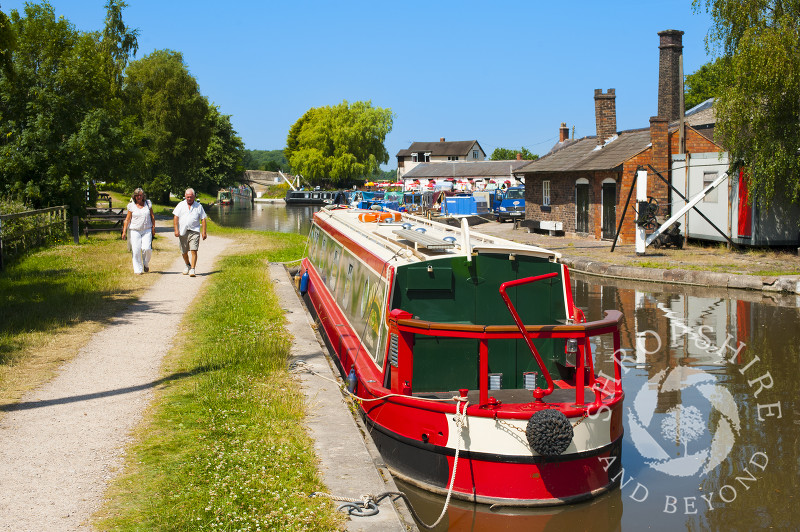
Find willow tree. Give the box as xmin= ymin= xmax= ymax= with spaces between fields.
xmin=284 ymin=100 xmax=393 ymax=187
xmin=694 ymin=0 xmax=800 ymax=206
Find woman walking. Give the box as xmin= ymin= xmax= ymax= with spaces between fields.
xmin=121 ymin=188 xmax=156 ymax=274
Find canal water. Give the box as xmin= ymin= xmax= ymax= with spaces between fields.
xmin=208 ymin=201 xmax=800 ymax=531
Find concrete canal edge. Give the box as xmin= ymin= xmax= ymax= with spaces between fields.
xmin=268 ymin=263 xmax=418 ymax=532
xmin=561 ymin=256 xmax=800 ymax=294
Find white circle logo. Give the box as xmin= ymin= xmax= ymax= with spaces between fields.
xmin=628 ymin=366 xmax=741 ymax=477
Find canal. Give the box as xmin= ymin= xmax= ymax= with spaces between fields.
xmin=208 ymin=200 xmax=799 ymax=531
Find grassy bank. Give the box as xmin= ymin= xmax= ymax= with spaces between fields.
xmin=0 ymin=230 xmax=175 ymax=405
xmin=96 ymin=228 xmax=342 ymax=531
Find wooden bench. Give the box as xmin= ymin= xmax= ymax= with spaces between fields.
xmin=84 ymin=207 xmax=126 ymax=236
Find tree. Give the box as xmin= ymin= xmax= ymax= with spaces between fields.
xmin=0 ymin=5 xmax=15 ymax=76
xmin=284 ymin=100 xmax=393 ymax=187
xmin=0 ymin=2 xmax=136 ymax=212
xmin=693 ymin=0 xmax=800 ymax=206
xmin=684 ymin=57 xmax=729 ymax=110
xmin=490 ymin=147 xmax=538 ymax=161
xmin=199 ymin=105 xmax=244 ymax=190
xmin=123 ymin=49 xmax=211 ymax=202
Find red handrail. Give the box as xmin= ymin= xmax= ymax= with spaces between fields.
xmin=498 ymin=272 xmax=560 ymax=398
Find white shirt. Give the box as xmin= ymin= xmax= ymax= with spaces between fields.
xmin=172 ymin=200 xmax=206 ymax=236
xmin=127 ymin=200 xmax=153 ymax=232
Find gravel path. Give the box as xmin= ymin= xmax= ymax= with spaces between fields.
xmin=0 ymin=233 xmax=232 ymax=531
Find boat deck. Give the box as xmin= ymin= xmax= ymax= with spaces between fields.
xmin=315 ymin=207 xmax=559 ymax=265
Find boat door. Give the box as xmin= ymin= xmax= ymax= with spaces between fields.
xmin=601 ymin=180 xmax=616 ymax=239
xmin=576 ymin=180 xmax=590 ymax=233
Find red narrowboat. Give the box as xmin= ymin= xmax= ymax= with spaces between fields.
xmin=299 ymin=206 xmax=624 ymax=506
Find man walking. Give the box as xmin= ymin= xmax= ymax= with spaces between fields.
xmin=173 ymin=188 xmax=207 ymax=277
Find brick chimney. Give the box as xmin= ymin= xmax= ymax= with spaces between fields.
xmin=439 ymin=137 xmax=445 ymax=142
xmin=594 ymin=89 xmax=616 ymax=145
xmin=657 ymin=29 xmax=684 ymax=122
xmin=516 ymin=152 xmax=522 ymax=160
xmin=559 ymin=122 xmax=569 ymax=142
xmin=650 ymin=116 xmax=669 ymax=176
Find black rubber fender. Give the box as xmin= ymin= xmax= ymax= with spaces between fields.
xmin=526 ymin=409 xmax=573 ymax=456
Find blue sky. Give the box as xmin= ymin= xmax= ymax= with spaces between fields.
xmin=2 ymin=1 xmax=717 ymax=167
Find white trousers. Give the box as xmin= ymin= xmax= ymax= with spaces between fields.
xmin=129 ymin=229 xmax=152 ymax=274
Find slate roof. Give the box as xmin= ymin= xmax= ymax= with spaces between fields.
xmin=397 ymin=140 xmax=483 ymax=157
xmin=515 ymin=129 xmax=652 ymax=174
xmin=402 ymin=160 xmax=531 ymax=179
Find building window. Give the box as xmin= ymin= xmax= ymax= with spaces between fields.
xmin=542 ymin=180 xmax=551 ymax=206
xmin=412 ymin=153 xmax=418 ymax=162
xmin=472 ymin=150 xmax=479 ymax=159
xmin=424 ymin=152 xmax=430 ymax=162
xmin=447 ymin=156 xmax=459 ymax=161
xmin=703 ymin=172 xmax=718 ymax=203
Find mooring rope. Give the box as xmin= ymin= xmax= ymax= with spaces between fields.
xmin=301 ymin=377 xmax=470 ymax=530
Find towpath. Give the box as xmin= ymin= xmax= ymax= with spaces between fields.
xmin=0 ymin=231 xmax=232 ymax=531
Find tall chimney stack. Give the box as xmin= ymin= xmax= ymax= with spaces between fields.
xmin=594 ymin=89 xmax=617 ymax=145
xmin=440 ymin=137 xmax=445 ymax=142
xmin=657 ymin=29 xmax=684 ymax=122
xmin=559 ymin=122 xmax=569 ymax=142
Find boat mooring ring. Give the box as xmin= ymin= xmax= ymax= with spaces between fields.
xmin=526 ymin=409 xmax=573 ymax=456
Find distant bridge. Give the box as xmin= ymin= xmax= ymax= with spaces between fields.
xmin=241 ymin=170 xmax=299 ymax=196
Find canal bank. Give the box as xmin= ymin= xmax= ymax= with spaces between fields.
xmin=269 ymin=263 xmax=415 ymax=532
xmin=476 ymin=221 xmax=800 ymax=294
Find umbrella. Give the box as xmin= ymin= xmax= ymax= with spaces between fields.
xmin=365 ymin=181 xmax=375 ymax=186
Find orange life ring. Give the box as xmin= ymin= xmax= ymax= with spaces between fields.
xmin=358 ymin=212 xmax=378 ymax=223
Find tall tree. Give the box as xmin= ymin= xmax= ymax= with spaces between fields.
xmin=694 ymin=0 xmax=800 ymax=206
xmin=683 ymin=57 xmax=729 ymax=110
xmin=490 ymin=147 xmax=538 ymax=161
xmin=123 ymin=49 xmax=211 ymax=201
xmin=199 ymin=105 xmax=244 ymax=190
xmin=0 ymin=5 xmax=14 ymax=76
xmin=0 ymin=2 xmax=135 ymax=212
xmin=284 ymin=100 xmax=393 ymax=187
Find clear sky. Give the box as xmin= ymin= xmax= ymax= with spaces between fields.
xmin=2 ymin=1 xmax=717 ymax=168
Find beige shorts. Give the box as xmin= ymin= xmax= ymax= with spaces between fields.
xmin=179 ymin=231 xmax=200 ymax=253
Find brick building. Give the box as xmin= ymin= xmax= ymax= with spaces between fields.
xmin=515 ymin=30 xmax=721 ymax=244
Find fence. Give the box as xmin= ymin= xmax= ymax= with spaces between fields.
xmin=0 ymin=206 xmax=68 ymax=270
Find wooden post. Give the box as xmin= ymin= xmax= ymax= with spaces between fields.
xmin=72 ymin=216 xmax=80 ymax=244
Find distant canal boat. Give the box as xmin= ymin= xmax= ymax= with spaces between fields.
xmin=285 ymin=190 xmax=346 ymax=205
xmin=217 ymin=189 xmax=233 ymax=205
xmin=298 ymin=206 xmax=625 ymax=506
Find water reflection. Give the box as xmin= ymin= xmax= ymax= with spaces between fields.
xmin=399 ymin=274 xmax=799 ymax=531
xmin=207 ymin=199 xmax=318 ymax=235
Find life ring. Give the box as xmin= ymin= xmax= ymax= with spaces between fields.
xmin=377 ymin=212 xmax=401 ymax=222
xmin=358 ymin=212 xmax=379 ymax=223
xmin=525 ymin=409 xmax=573 ymax=456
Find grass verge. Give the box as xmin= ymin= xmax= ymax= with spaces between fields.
xmin=0 ymin=230 xmax=174 ymax=406
xmin=95 ymin=229 xmax=343 ymax=531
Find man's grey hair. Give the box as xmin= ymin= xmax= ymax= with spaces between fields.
xmin=185 ymin=188 xmax=196 ymax=197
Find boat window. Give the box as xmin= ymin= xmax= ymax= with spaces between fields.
xmin=329 ymin=248 xmax=340 ymax=291
xmin=360 ymin=279 xmax=370 ymax=317
xmin=341 ymin=263 xmax=354 ymax=310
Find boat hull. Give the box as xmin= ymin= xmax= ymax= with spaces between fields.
xmin=366 ymin=416 xmax=621 ymax=506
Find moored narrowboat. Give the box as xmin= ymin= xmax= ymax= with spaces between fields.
xmin=298 ymin=205 xmax=624 ymax=506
